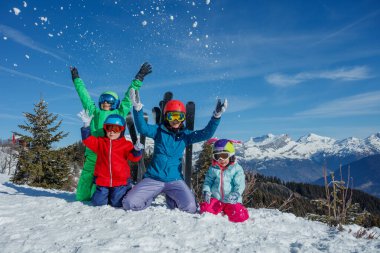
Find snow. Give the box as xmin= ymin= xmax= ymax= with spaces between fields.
xmin=39 ymin=16 xmax=48 ymax=23
xmin=12 ymin=8 xmax=21 ymax=16
xmin=227 ymin=132 xmax=380 ymax=160
xmin=0 ymin=174 xmax=379 ymax=253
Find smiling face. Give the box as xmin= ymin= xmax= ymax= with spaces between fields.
xmin=217 ymin=157 xmax=230 ymax=167
xmin=101 ymin=101 xmax=112 ymax=111
xmin=168 ymin=119 xmax=182 ymax=129
xmin=106 ymin=130 xmax=121 ymax=140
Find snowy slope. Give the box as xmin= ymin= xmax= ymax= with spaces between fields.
xmin=0 ymin=174 xmax=379 ymax=253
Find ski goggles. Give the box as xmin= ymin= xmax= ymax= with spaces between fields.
xmin=104 ymin=124 xmax=124 ymax=133
xmin=213 ymin=152 xmax=232 ymax=161
xmin=166 ymin=111 xmax=185 ymax=122
xmin=99 ymin=94 xmax=117 ymax=105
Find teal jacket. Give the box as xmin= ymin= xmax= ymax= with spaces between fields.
xmin=202 ymin=162 xmax=245 ymax=203
xmin=133 ymin=108 xmax=220 ymax=182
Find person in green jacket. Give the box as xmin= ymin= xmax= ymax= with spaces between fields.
xmin=70 ymin=62 xmax=152 ymax=201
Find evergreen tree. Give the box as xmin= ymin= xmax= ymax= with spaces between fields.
xmin=11 ymin=99 xmax=71 ymax=190
xmin=191 ymin=142 xmax=213 ymax=202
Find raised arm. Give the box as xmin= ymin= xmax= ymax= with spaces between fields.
xmin=118 ymin=62 xmax=152 ymax=117
xmin=186 ymin=99 xmax=227 ymax=144
xmin=70 ymin=67 xmax=97 ymax=115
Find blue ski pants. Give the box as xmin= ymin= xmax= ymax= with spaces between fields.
xmin=92 ymin=184 xmax=132 ymax=207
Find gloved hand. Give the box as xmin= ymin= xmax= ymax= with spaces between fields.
xmin=135 ymin=62 xmax=152 ymax=82
xmin=70 ymin=66 xmax=80 ymax=81
xmin=134 ymin=141 xmax=144 ymax=151
xmin=129 ymin=88 xmax=143 ymax=111
xmin=203 ymin=191 xmax=211 ymax=204
xmin=77 ymin=110 xmax=93 ymax=127
xmin=213 ymin=98 xmax=228 ymax=118
xmin=225 ymin=192 xmax=239 ymax=204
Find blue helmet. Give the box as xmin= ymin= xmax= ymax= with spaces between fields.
xmin=103 ymin=114 xmax=126 ymax=127
xmin=98 ymin=91 xmax=120 ymax=110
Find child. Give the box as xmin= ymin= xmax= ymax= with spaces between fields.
xmin=200 ymin=139 xmax=249 ymax=222
xmin=79 ymin=111 xmax=143 ymax=207
xmin=122 ymin=89 xmax=228 ymax=213
xmin=70 ymin=63 xmax=152 ymax=201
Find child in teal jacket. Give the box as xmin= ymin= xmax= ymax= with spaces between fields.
xmin=200 ymin=139 xmax=249 ymax=222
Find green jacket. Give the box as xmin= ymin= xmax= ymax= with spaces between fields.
xmin=73 ymin=78 xmax=142 ymax=155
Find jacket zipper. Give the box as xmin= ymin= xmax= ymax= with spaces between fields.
xmin=109 ymin=139 xmax=113 ymax=187
xmin=220 ymin=168 xmax=224 ymax=201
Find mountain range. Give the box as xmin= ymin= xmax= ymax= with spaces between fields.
xmin=190 ymin=132 xmax=380 ymax=183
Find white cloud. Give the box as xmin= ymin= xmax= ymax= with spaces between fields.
xmin=296 ymin=91 xmax=380 ymax=117
xmin=0 ymin=66 xmax=74 ymax=90
xmin=265 ymin=66 xmax=371 ymax=87
xmin=312 ymin=10 xmax=380 ymax=46
xmin=0 ymin=25 xmax=66 ymax=62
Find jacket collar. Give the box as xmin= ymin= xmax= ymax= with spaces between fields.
xmin=159 ymin=124 xmax=185 ymax=135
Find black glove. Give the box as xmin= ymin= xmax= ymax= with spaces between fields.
xmin=70 ymin=66 xmax=79 ymax=81
xmin=135 ymin=62 xmax=152 ymax=81
xmin=213 ymin=99 xmax=228 ymax=118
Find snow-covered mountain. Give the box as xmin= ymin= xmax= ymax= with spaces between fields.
xmin=238 ymin=132 xmax=380 ymax=160
xmin=1 ymin=174 xmax=379 ymax=253
xmin=190 ymin=133 xmax=380 ymax=183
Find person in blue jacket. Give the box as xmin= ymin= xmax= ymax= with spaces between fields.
xmin=122 ymin=89 xmax=228 ymax=213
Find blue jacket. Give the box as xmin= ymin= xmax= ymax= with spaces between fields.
xmin=133 ymin=108 xmax=220 ymax=182
xmin=202 ymin=163 xmax=245 ymax=203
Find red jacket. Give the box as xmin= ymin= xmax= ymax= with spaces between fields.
xmin=83 ymin=136 xmax=141 ymax=187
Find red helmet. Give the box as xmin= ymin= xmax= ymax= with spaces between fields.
xmin=163 ymin=100 xmax=186 ymax=114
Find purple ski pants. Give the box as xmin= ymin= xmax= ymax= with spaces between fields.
xmin=122 ymin=178 xmax=197 ymax=213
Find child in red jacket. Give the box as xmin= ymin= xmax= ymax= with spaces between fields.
xmin=79 ymin=110 xmax=142 ymax=207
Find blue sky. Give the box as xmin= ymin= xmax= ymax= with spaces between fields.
xmin=1 ymin=0 xmax=380 ymax=147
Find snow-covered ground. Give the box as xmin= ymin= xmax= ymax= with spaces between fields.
xmin=0 ymin=174 xmax=379 ymax=253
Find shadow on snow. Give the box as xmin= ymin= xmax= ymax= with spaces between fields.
xmin=2 ymin=182 xmax=77 ymax=203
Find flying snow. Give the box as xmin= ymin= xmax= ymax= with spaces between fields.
xmin=12 ymin=8 xmax=21 ymax=15
xmin=39 ymin=17 xmax=48 ymax=23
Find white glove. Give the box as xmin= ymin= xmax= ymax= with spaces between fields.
xmin=134 ymin=141 xmax=144 ymax=151
xmin=77 ymin=110 xmax=93 ymax=127
xmin=129 ymin=88 xmax=143 ymax=111
xmin=213 ymin=99 xmax=228 ymax=118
